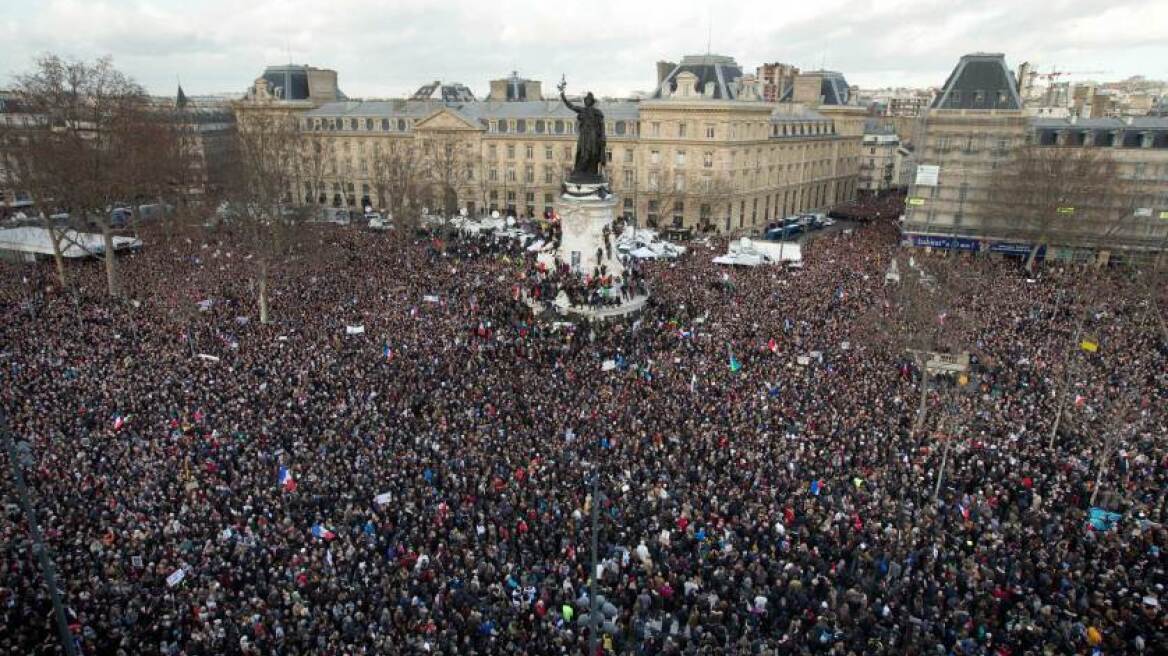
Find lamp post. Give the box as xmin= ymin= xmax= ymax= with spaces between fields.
xmin=2 ymin=411 xmax=79 ymax=656
xmin=587 ymin=459 xmax=601 ymax=656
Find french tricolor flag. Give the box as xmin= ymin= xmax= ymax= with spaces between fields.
xmin=311 ymin=523 xmax=336 ymax=540
xmin=278 ymin=466 xmax=297 ymax=493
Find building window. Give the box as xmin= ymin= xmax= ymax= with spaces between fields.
xmin=507 ymin=144 xmax=515 ymax=159
xmin=615 ymin=121 xmax=626 ymax=136
xmin=652 ymin=122 xmax=660 ymax=137
xmin=525 ymin=191 xmax=535 ymax=203
xmin=678 ymin=122 xmax=687 ymax=138
xmin=349 ymin=119 xmax=358 ymax=130
xmin=545 ymin=146 xmax=553 ymax=160
xmin=525 ymin=165 xmax=534 ymax=183
xmin=544 ymin=193 xmax=553 ymax=204
xmin=398 ymin=119 xmax=406 ymax=131
xmin=623 ymin=169 xmax=634 ymax=187
xmin=706 ymin=124 xmax=715 ymax=139
xmin=535 ymin=120 xmax=545 ymax=134
xmin=624 ymin=149 xmax=633 ymax=163
xmin=648 ymin=172 xmax=659 ymax=191
xmin=703 ymin=152 xmax=713 ymax=168
xmin=545 ymin=167 xmax=554 ymax=183
xmin=507 ymin=167 xmax=516 ymax=182
xmin=672 ymin=201 xmax=684 ymax=228
xmin=498 ymin=120 xmax=508 ymax=134
xmin=650 ymin=150 xmax=660 ymax=165
xmin=365 ymin=118 xmax=373 ymax=130
xmin=490 ymin=190 xmax=498 ymax=200
xmin=674 ymin=175 xmax=685 ymax=192
xmin=606 ymin=150 xmax=613 ymax=163
xmin=516 ymin=119 xmax=527 ymax=133
xmin=489 ymin=144 xmax=497 ymax=159
xmin=676 ymin=150 xmax=686 ymax=167
xmin=526 ymin=144 xmax=534 ymax=159
xmin=554 ymin=120 xmax=564 ymax=134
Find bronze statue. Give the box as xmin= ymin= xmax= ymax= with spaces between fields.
xmin=559 ymin=76 xmax=606 ymax=184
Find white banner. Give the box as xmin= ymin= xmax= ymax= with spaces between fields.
xmin=423 ymin=295 xmax=440 ymax=303
xmin=374 ymin=492 xmax=393 ymax=505
xmin=915 ymin=165 xmax=940 ymax=187
xmin=166 ymin=568 xmax=186 ymax=587
xmin=345 ymin=325 xmax=365 ymax=335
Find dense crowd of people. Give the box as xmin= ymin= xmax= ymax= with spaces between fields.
xmin=1 ymin=217 xmax=1164 ymax=655
xmin=827 ymin=192 xmax=906 ymax=223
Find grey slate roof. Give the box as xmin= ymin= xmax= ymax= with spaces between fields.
xmin=931 ymin=53 xmax=1022 ymax=110
xmin=305 ymin=99 xmax=641 ymax=122
xmin=769 ymin=107 xmax=830 ymax=123
xmin=1030 ymin=116 xmax=1168 ymax=130
xmin=652 ymin=54 xmax=745 ymax=100
xmin=806 ymin=71 xmax=851 ymax=105
xmin=261 ymin=65 xmax=346 ymax=102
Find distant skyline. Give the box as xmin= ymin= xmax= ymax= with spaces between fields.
xmin=2 ymin=0 xmax=1166 ymax=99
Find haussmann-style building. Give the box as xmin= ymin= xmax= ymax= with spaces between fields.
xmin=232 ymin=55 xmax=863 ymax=235
xmin=902 ymin=53 xmax=1168 ymax=265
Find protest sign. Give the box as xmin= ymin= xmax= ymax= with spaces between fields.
xmin=166 ymin=568 xmax=186 ymax=587
xmin=346 ymin=325 xmax=365 ymax=335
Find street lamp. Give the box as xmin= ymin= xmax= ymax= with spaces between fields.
xmin=2 ymin=411 xmax=80 ymax=656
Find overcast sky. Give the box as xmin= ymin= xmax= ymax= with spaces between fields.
xmin=2 ymin=0 xmax=1166 ymax=99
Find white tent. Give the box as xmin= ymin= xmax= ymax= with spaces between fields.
xmin=0 ymin=226 xmax=142 ymax=260
xmin=712 ymin=253 xmax=765 ymax=267
xmin=718 ymin=238 xmax=802 ymax=266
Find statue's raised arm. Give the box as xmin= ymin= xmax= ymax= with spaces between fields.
xmin=560 ymin=89 xmax=581 ymax=113
xmin=558 ymin=75 xmax=580 ymax=113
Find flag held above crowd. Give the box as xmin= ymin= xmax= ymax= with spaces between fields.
xmin=278 ymin=466 xmax=297 ymax=492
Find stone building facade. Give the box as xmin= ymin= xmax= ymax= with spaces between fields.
xmin=858 ymin=120 xmax=902 ymax=193
xmin=235 ymin=56 xmax=862 ymax=234
xmin=903 ymin=53 xmax=1168 ymax=263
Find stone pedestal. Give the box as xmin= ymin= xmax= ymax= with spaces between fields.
xmin=538 ymin=182 xmax=622 ymax=279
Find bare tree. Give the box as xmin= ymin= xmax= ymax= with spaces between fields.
xmin=136 ymin=103 xmax=195 ymax=244
xmin=695 ymin=174 xmax=736 ymax=233
xmin=644 ymin=169 xmax=687 ymax=230
xmin=226 ymin=110 xmax=301 ymax=323
xmin=987 ymin=144 xmax=1124 ymax=270
xmin=420 ymin=133 xmax=475 ymax=221
xmin=7 ymin=55 xmax=181 ymax=295
xmin=370 ymin=140 xmax=425 ymax=230
xmin=870 ymin=255 xmax=976 ymax=438
xmin=297 ymin=132 xmax=334 ymax=209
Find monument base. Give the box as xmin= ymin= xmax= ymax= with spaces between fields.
xmin=537 ymin=185 xmax=623 ymax=280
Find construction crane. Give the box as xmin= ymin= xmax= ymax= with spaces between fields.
xmin=1028 ymin=68 xmax=1112 ymax=84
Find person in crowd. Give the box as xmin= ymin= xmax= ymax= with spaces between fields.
xmin=0 ymin=218 xmax=1163 ymax=655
